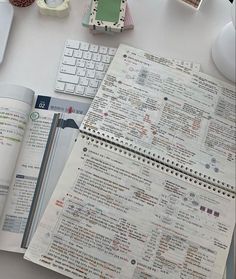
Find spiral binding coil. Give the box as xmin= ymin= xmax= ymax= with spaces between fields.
xmin=80 ymin=130 xmax=235 ymax=199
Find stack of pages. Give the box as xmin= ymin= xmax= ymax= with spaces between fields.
xmin=82 ymin=0 xmax=134 ymax=34
xmin=0 ymin=43 xmax=235 ymax=279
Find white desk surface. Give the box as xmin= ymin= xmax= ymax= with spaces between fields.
xmin=0 ymin=0 xmax=235 ymax=278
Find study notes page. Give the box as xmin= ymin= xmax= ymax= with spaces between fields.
xmin=80 ymin=44 xmax=236 ymax=190
xmin=25 ymin=134 xmax=235 ymax=279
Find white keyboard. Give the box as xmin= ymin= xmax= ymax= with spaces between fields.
xmin=55 ymin=40 xmax=117 ymax=98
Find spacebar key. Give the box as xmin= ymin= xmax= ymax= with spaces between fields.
xmin=58 ymin=73 xmax=79 ymax=84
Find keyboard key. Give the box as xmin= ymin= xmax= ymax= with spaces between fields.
xmin=89 ymin=44 xmax=99 ymax=52
xmin=64 ymin=48 xmax=73 ymax=57
xmin=55 ymin=81 xmax=65 ymax=92
xmin=86 ymin=61 xmax=95 ymax=69
xmin=85 ymin=87 xmax=98 ymax=97
xmin=65 ymin=83 xmax=75 ymax=93
xmin=77 ymin=60 xmax=85 ymax=68
xmin=83 ymin=51 xmax=92 ymax=60
xmin=80 ymin=42 xmax=89 ymax=51
xmin=97 ymin=80 xmax=101 ymax=87
xmin=75 ymin=85 xmax=85 ymax=95
xmin=60 ymin=65 xmax=76 ymax=75
xmin=92 ymin=53 xmax=101 ymax=62
xmin=66 ymin=40 xmax=80 ymax=49
xmin=108 ymin=48 xmax=116 ymax=56
xmin=87 ymin=69 xmax=96 ymax=78
xmin=77 ymin=68 xmax=86 ymax=77
xmin=99 ymin=46 xmax=108 ymax=54
xmin=102 ymin=55 xmax=111 ymax=64
xmin=104 ymin=64 xmax=109 ymax=72
xmin=58 ymin=73 xmax=79 ymax=84
xmin=62 ymin=56 xmax=76 ymax=66
xmin=89 ymin=79 xmax=99 ymax=88
xmin=74 ymin=49 xmax=83 ymax=58
xmin=80 ymin=77 xmax=89 ymax=86
xmin=95 ymin=71 xmax=105 ymax=80
xmin=95 ymin=62 xmax=104 ymax=71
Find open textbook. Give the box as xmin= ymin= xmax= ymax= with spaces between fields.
xmin=0 ymin=84 xmax=90 ymax=253
xmin=25 ymin=44 xmax=235 ymax=279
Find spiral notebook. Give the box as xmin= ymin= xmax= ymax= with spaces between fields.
xmin=25 ymin=44 xmax=235 ymax=279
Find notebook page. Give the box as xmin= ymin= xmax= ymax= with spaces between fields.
xmin=80 ymin=44 xmax=236 ymax=192
xmin=25 ymin=134 xmax=235 ymax=279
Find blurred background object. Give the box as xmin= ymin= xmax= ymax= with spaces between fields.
xmin=212 ymin=0 xmax=235 ymax=82
xmin=9 ymin=0 xmax=35 ymax=7
xmin=179 ymin=0 xmax=203 ymax=9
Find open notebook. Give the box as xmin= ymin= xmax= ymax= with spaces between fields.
xmin=25 ymin=44 xmax=235 ymax=279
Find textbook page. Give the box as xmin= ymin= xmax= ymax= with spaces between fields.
xmin=25 ymin=134 xmax=235 ymax=279
xmin=0 ymin=96 xmax=90 ymax=253
xmin=0 ymin=84 xmax=34 ymax=219
xmin=80 ymin=44 xmax=236 ymax=191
